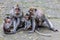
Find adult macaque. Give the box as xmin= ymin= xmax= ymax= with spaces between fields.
xmin=28 ymin=8 xmax=36 ymax=32
xmin=9 ymin=4 xmax=23 ymax=33
xmin=34 ymin=8 xmax=58 ymax=32
xmin=28 ymin=7 xmax=58 ymax=32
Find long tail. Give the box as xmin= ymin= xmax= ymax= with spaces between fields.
xmin=35 ymin=30 xmax=52 ymax=37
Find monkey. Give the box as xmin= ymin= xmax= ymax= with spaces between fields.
xmin=28 ymin=7 xmax=58 ymax=32
xmin=3 ymin=17 xmax=13 ymax=34
xmin=27 ymin=8 xmax=36 ymax=32
xmin=23 ymin=14 xmax=31 ymax=30
xmin=9 ymin=4 xmax=24 ymax=33
xmin=33 ymin=8 xmax=58 ymax=32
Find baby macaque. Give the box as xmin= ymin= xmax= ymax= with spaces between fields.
xmin=24 ymin=14 xmax=31 ymax=30
xmin=3 ymin=17 xmax=13 ymax=34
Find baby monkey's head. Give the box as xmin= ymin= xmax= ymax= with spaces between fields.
xmin=5 ymin=17 xmax=11 ymax=23
xmin=25 ymin=14 xmax=30 ymax=20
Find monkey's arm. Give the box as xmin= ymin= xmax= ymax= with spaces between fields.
xmin=43 ymin=17 xmax=58 ymax=32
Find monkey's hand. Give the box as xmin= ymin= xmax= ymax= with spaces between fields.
xmin=50 ymin=28 xmax=58 ymax=32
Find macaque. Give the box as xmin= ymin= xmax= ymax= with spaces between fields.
xmin=34 ymin=8 xmax=58 ymax=32
xmin=28 ymin=7 xmax=58 ymax=32
xmin=24 ymin=14 xmax=31 ymax=30
xmin=3 ymin=17 xmax=13 ymax=34
xmin=9 ymin=4 xmax=23 ymax=33
xmin=28 ymin=8 xmax=36 ymax=32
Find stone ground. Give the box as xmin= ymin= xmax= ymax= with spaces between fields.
xmin=0 ymin=0 xmax=60 ymax=40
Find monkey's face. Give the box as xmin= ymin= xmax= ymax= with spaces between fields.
xmin=25 ymin=16 xmax=29 ymax=20
xmin=5 ymin=19 xmax=11 ymax=23
xmin=29 ymin=8 xmax=36 ymax=15
xmin=15 ymin=8 xmax=20 ymax=15
xmin=29 ymin=8 xmax=35 ymax=15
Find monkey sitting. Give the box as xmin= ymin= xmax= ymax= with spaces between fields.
xmin=28 ymin=8 xmax=36 ymax=32
xmin=9 ymin=4 xmax=23 ymax=33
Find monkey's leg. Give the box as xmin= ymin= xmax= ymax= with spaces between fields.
xmin=44 ymin=18 xmax=58 ymax=32
xmin=29 ymin=19 xmax=36 ymax=32
xmin=16 ymin=18 xmax=21 ymax=30
xmin=11 ymin=20 xmax=17 ymax=33
xmin=15 ymin=18 xmax=20 ymax=32
xmin=11 ymin=18 xmax=20 ymax=33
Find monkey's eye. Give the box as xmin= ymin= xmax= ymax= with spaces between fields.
xmin=15 ymin=8 xmax=20 ymax=11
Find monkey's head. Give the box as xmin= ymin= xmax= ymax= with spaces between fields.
xmin=5 ymin=17 xmax=11 ymax=23
xmin=25 ymin=14 xmax=30 ymax=20
xmin=14 ymin=4 xmax=21 ymax=15
xmin=28 ymin=8 xmax=37 ymax=15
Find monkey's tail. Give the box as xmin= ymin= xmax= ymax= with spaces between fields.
xmin=35 ymin=30 xmax=52 ymax=37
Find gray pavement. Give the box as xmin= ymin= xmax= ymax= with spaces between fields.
xmin=0 ymin=0 xmax=60 ymax=40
